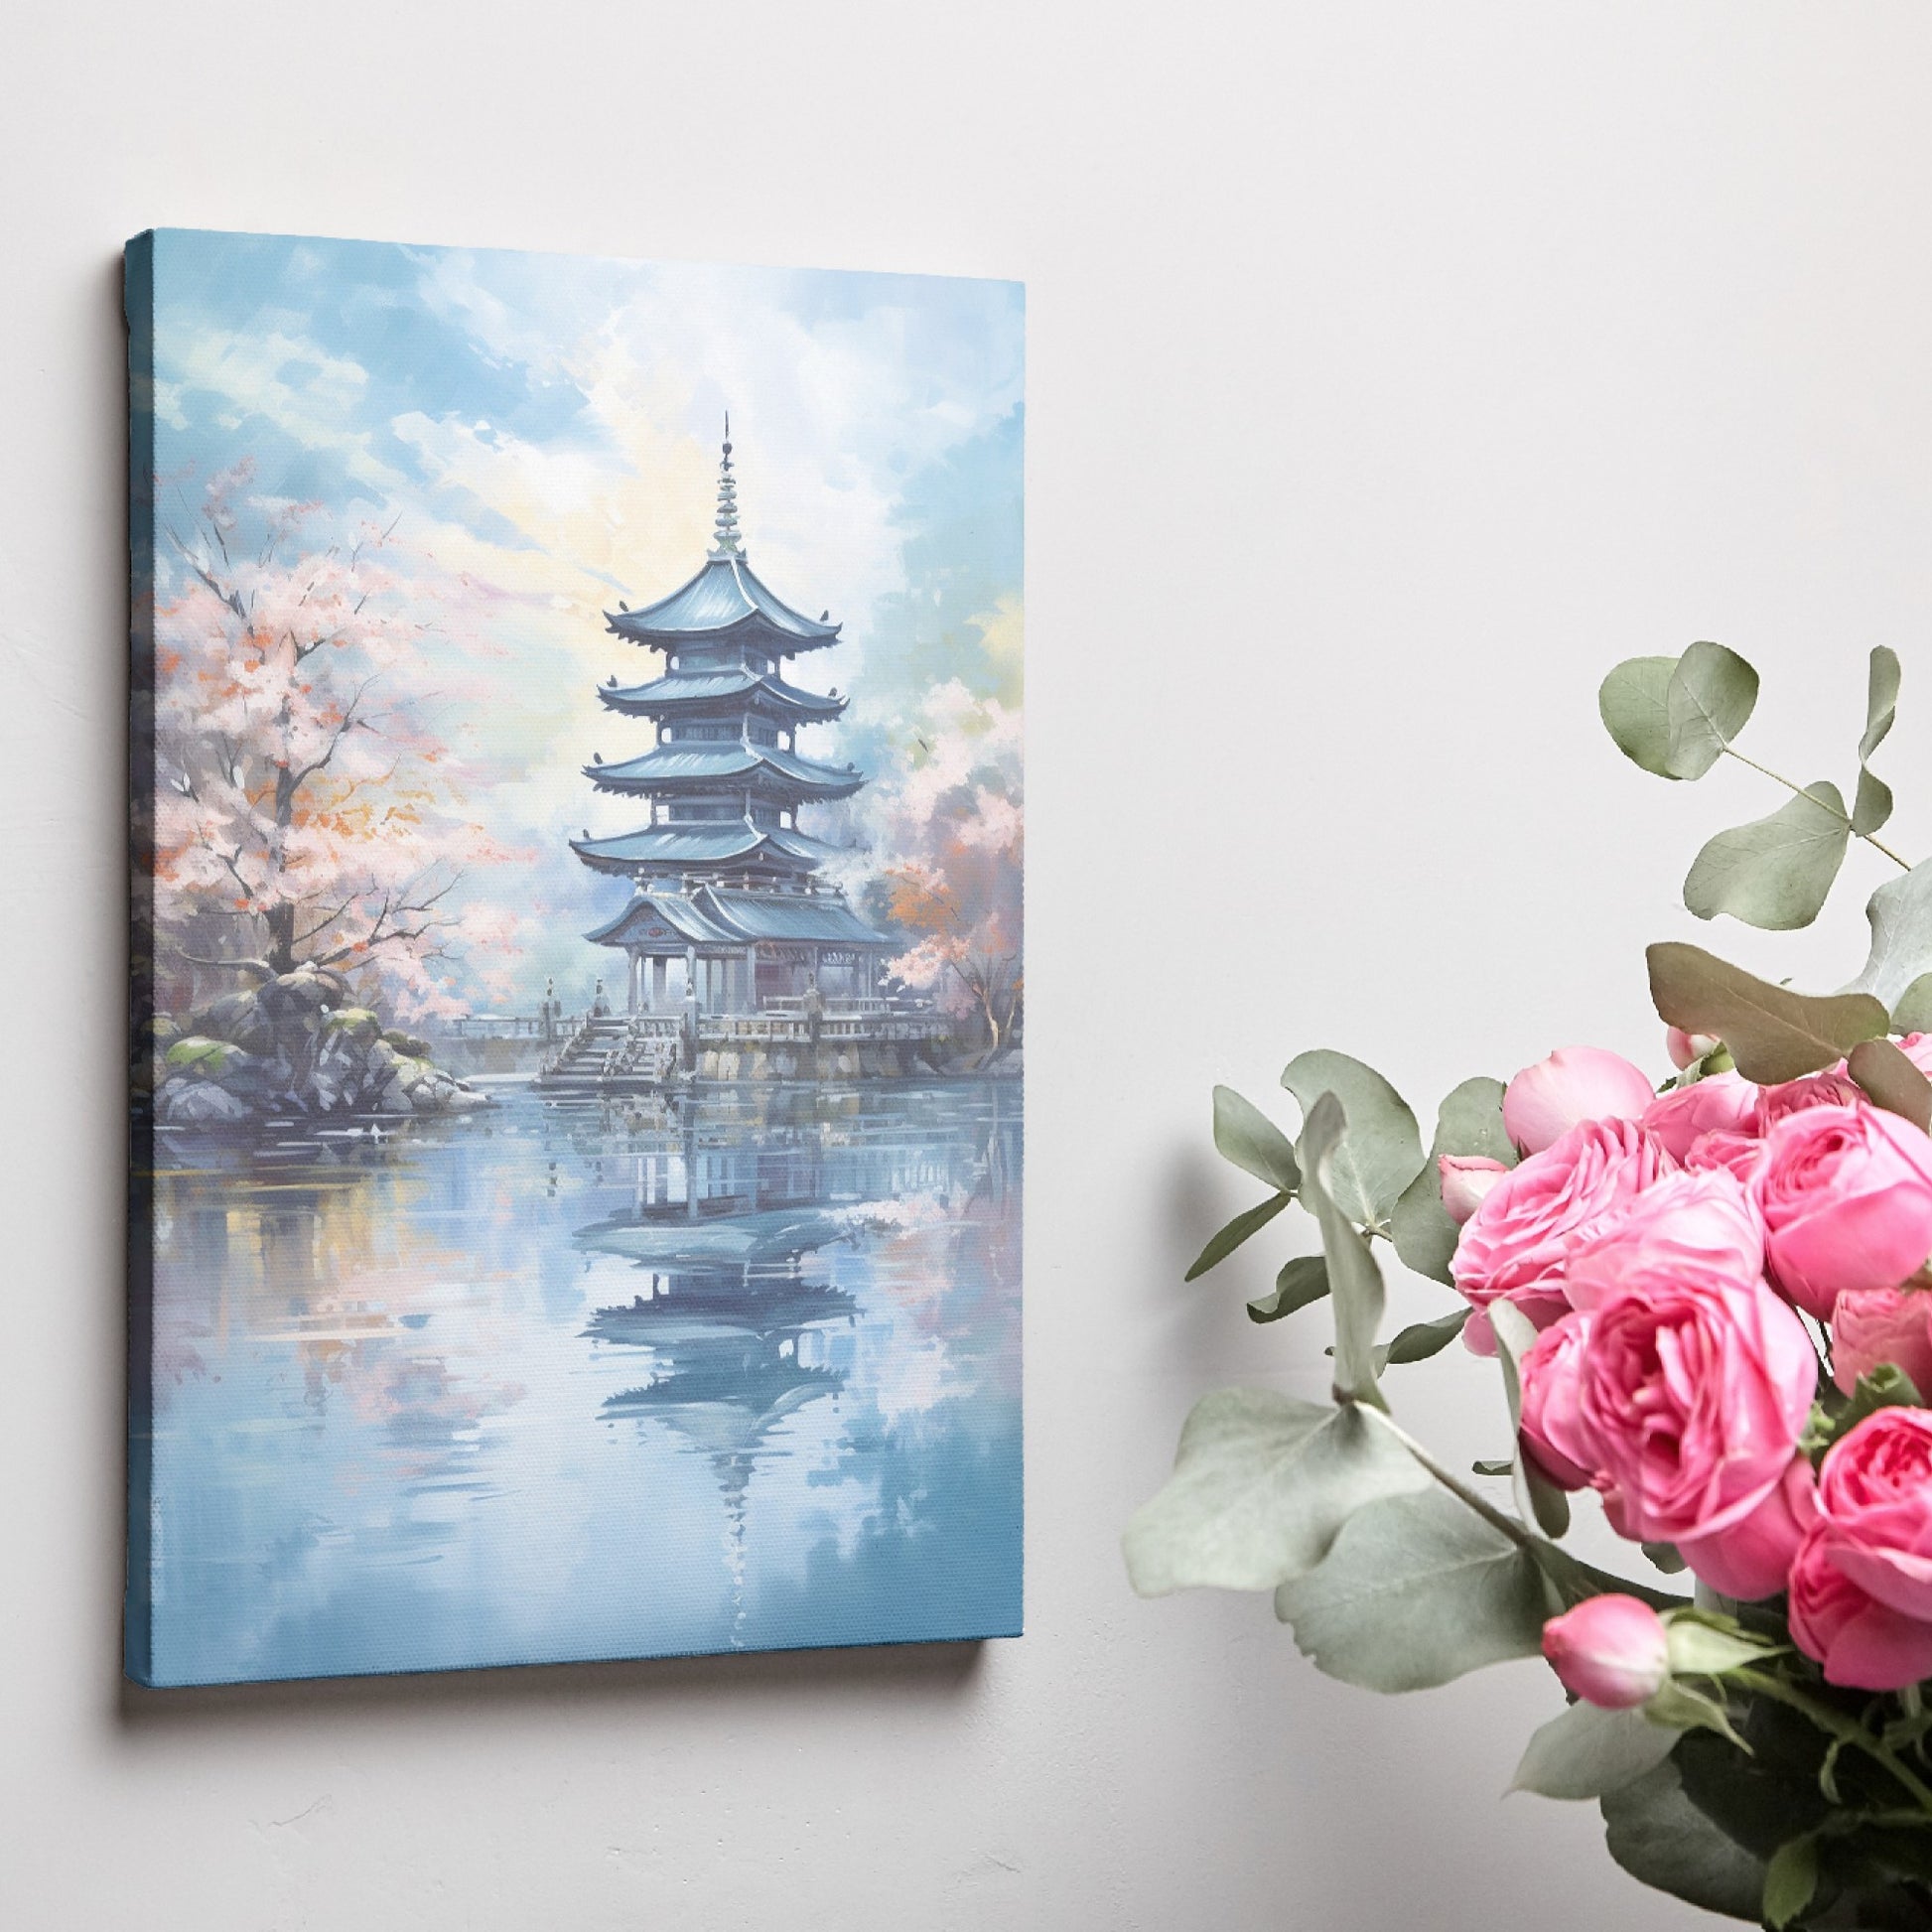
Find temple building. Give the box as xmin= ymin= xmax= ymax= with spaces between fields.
xmin=572 ymin=424 xmax=897 ymax=1017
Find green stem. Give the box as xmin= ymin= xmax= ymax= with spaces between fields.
xmin=1730 ymin=1668 xmax=1932 ymax=1814
xmin=1721 ymin=747 xmax=1914 ymax=872
xmin=1363 ymin=1407 xmax=1538 ymax=1552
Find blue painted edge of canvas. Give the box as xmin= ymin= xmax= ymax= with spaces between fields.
xmin=124 ymin=229 xmax=157 ymax=1688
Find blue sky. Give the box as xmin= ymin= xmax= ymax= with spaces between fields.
xmin=142 ymin=229 xmax=1024 ymax=1009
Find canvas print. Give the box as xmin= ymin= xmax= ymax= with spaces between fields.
xmin=125 ymin=230 xmax=1023 ymax=1685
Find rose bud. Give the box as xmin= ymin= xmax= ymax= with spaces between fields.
xmin=1542 ymin=1595 xmax=1670 ymax=1709
xmin=1440 ymin=1154 xmax=1509 ymax=1225
xmin=1504 ymin=1046 xmax=1658 ymax=1156
xmin=1754 ymin=1104 xmax=1932 ymax=1318
xmin=1667 ymin=1028 xmax=1721 ymax=1070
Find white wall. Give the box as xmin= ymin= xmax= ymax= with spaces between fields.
xmin=5 ymin=3 xmax=1931 ymax=1925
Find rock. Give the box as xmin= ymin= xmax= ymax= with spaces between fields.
xmin=143 ymin=1015 xmax=183 ymax=1049
xmin=381 ymin=1029 xmax=433 ymax=1059
xmin=156 ymin=1079 xmax=249 ymax=1125
xmin=164 ymin=1035 xmax=250 ymax=1078
xmin=324 ymin=1007 xmax=381 ymax=1045
xmin=198 ymin=987 xmax=274 ymax=1052
xmin=256 ymin=968 xmax=338 ymax=1022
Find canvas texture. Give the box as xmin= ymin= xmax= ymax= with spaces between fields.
xmin=126 ymin=230 xmax=1024 ymax=1686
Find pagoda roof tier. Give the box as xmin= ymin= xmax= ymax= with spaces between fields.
xmin=702 ymin=888 xmax=893 ymax=947
xmin=584 ymin=743 xmax=864 ymax=800
xmin=569 ymin=822 xmax=850 ymax=877
xmin=597 ymin=667 xmax=847 ymax=721
xmin=585 ymin=885 xmax=893 ymax=951
xmin=605 ymin=556 xmax=839 ymax=650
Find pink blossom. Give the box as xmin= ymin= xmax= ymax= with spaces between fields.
xmin=1638 ymin=1071 xmax=1760 ymax=1163
xmin=1541 ymin=1595 xmax=1670 ymax=1709
xmin=1811 ymin=1408 xmax=1932 ymax=1626
xmin=1684 ymin=1130 xmax=1766 ymax=1185
xmin=1503 ymin=1046 xmax=1658 ymax=1156
xmin=1788 ymin=1529 xmax=1932 ymax=1691
xmin=1753 ymin=1105 xmax=1932 ymax=1318
xmin=1577 ymin=1257 xmax=1816 ymax=1546
xmin=1754 ymin=1069 xmax=1864 ymax=1134
xmin=1439 ymin=1155 xmax=1509 ymax=1226
xmin=1667 ymin=1028 xmax=1721 ymax=1071
xmin=1897 ymin=1034 xmax=1932 ymax=1080
xmin=1678 ymin=1454 xmax=1818 ymax=1600
xmin=1450 ymin=1119 xmax=1673 ymax=1337
xmin=1832 ymin=1286 xmax=1932 ymax=1397
xmin=1518 ymin=1312 xmax=1595 ymax=1490
xmin=1562 ymin=1168 xmax=1764 ymax=1314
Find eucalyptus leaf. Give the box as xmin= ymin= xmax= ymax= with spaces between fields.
xmin=1512 ymin=1701 xmax=1679 ymax=1802
xmin=1893 ymin=973 xmax=1932 ymax=1035
xmin=1682 ymin=782 xmax=1851 ymax=931
xmin=1183 ymin=1192 xmax=1291 ymax=1283
xmin=1211 ymin=1084 xmax=1301 ymax=1193
xmin=1381 ymin=1308 xmax=1470 ymax=1366
xmin=1490 ymin=1301 xmax=1572 ymax=1539
xmin=1665 ymin=640 xmax=1760 ymax=780
xmin=1762 ymin=1837 xmax=1819 ymax=1931
xmin=1849 ymin=861 xmax=1932 ymax=1012
xmin=1853 ymin=645 xmax=1901 ymax=839
xmin=1847 ymin=1036 xmax=1932 ymax=1133
xmin=1280 ymin=1050 xmax=1425 ymax=1228
xmin=1642 ymin=1541 xmax=1688 ymax=1576
xmin=1647 ymin=942 xmax=1888 ymax=1083
xmin=1599 ymin=1759 xmax=1768 ymax=1922
xmin=1390 ymin=1075 xmax=1513 ymax=1286
xmin=1598 ymin=655 xmax=1680 ymax=778
xmin=1300 ymin=1092 xmax=1390 ymax=1407
xmin=1274 ymin=1488 xmax=1550 ymax=1693
xmin=1248 ymin=1255 xmax=1328 ymax=1324
xmin=1122 ymin=1389 xmax=1430 ymax=1596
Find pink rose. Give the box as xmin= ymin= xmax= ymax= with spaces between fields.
xmin=1789 ymin=1526 xmax=1932 ymax=1692
xmin=1541 ymin=1595 xmax=1670 ymax=1709
xmin=1754 ymin=1105 xmax=1932 ymax=1318
xmin=1518 ymin=1312 xmax=1595 ymax=1490
xmin=1684 ymin=1129 xmax=1765 ymax=1185
xmin=1754 ymin=1069 xmax=1863 ymax=1134
xmin=1450 ymin=1119 xmax=1674 ymax=1336
xmin=1439 ymin=1154 xmax=1509 ymax=1226
xmin=1678 ymin=1453 xmax=1817 ymax=1600
xmin=1504 ymin=1046 xmax=1658 ymax=1156
xmin=1577 ymin=1260 xmax=1817 ymax=1545
xmin=1832 ymin=1286 xmax=1932 ymax=1397
xmin=1666 ymin=1027 xmax=1721 ymax=1071
xmin=1638 ymin=1071 xmax=1760 ymax=1163
xmin=1812 ymin=1408 xmax=1932 ymax=1623
xmin=1562 ymin=1168 xmax=1765 ymax=1314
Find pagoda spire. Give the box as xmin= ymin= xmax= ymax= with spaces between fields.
xmin=709 ymin=414 xmax=744 ymax=560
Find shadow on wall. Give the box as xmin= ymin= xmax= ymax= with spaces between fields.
xmin=117 ymin=1630 xmax=986 ymax=1732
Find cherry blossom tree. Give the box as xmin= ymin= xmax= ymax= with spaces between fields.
xmin=867 ymin=681 xmax=1024 ymax=1051
xmin=147 ymin=468 xmax=509 ymax=1021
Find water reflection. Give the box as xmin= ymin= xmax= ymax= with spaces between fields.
xmin=136 ymin=1081 xmax=1022 ymax=1685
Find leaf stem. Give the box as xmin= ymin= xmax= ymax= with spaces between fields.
xmin=1729 ymin=1668 xmax=1932 ymax=1814
xmin=1720 ymin=747 xmax=1913 ymax=872
xmin=1361 ymin=1406 xmax=1537 ymax=1553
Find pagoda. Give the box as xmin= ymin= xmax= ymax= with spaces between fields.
xmin=573 ymin=422 xmax=897 ymax=1018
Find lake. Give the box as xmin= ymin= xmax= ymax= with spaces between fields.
xmin=130 ymin=1079 xmax=1023 ymax=1685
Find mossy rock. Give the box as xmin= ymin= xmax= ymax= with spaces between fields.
xmin=142 ymin=1015 xmax=183 ymax=1048
xmin=380 ymin=1028 xmax=433 ymax=1059
xmin=323 ymin=1007 xmax=381 ymax=1043
xmin=164 ymin=1036 xmax=247 ymax=1076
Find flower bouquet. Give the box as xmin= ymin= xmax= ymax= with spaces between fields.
xmin=1127 ymin=642 xmax=1932 ymax=1929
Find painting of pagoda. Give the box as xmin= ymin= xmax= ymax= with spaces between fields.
xmin=126 ymin=229 xmax=1023 ymax=1686
xmin=548 ymin=422 xmax=939 ymax=1090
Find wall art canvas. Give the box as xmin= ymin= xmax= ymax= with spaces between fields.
xmin=125 ymin=230 xmax=1024 ymax=1686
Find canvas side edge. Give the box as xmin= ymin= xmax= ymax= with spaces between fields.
xmin=124 ymin=230 xmax=159 ymax=1687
